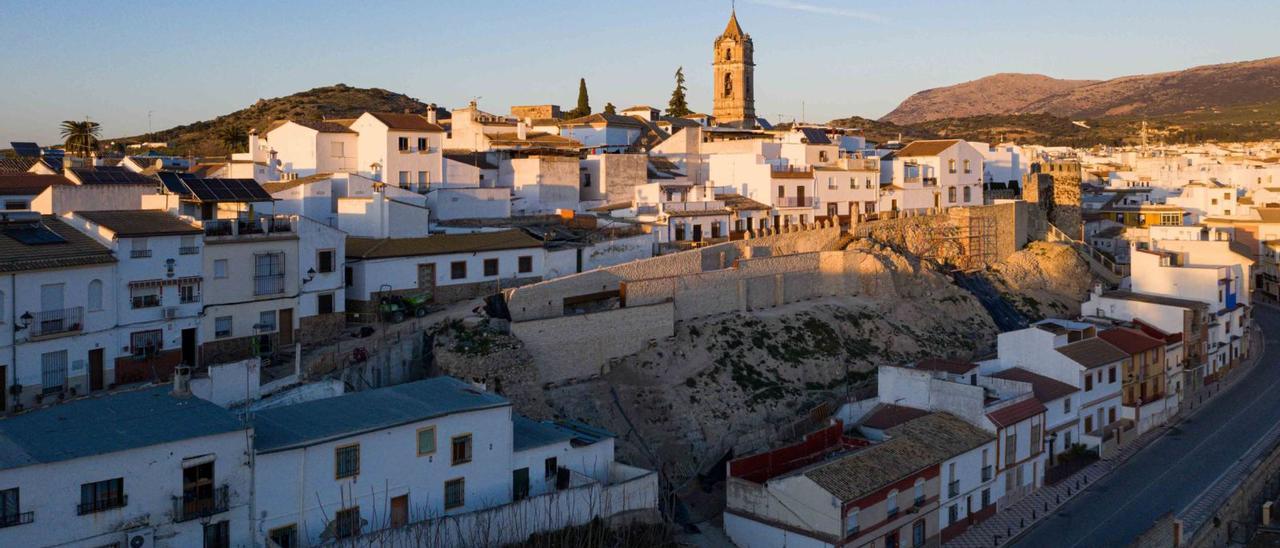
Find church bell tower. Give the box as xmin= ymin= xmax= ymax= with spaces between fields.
xmin=713 ymin=9 xmax=756 ymax=127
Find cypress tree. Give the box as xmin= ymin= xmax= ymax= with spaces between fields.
xmin=572 ymin=78 xmax=591 ymax=117
xmin=667 ymin=67 xmax=691 ymax=118
xmin=604 ymin=102 xmax=617 ymax=115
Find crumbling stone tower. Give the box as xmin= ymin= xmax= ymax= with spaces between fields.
xmin=1024 ymin=161 xmax=1082 ymax=239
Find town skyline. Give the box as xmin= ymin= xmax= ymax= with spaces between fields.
xmin=3 ymin=0 xmax=1279 ymax=145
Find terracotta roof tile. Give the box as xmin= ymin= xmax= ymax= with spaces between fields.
xmin=346 ymin=229 xmax=542 ymax=260
xmin=915 ymin=358 xmax=978 ymax=375
xmin=988 ymin=368 xmax=1079 ymax=403
xmin=897 ymin=139 xmax=962 ymax=157
xmin=1055 ymin=337 xmax=1128 ymax=369
xmin=802 ymin=413 xmax=991 ymax=502
xmin=859 ymin=404 xmax=930 ymax=430
xmin=986 ymin=398 xmax=1046 ymax=428
xmin=1098 ymin=327 xmax=1165 ymax=355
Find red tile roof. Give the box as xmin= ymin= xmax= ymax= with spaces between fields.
xmin=1132 ymin=319 xmax=1183 ymax=344
xmin=859 ymin=404 xmax=930 ymax=430
xmin=986 ymin=398 xmax=1046 ymax=428
xmin=1098 ymin=327 xmax=1164 ymax=355
xmin=988 ymin=368 xmax=1079 ymax=403
xmin=0 ymin=174 xmax=74 ymax=195
xmin=915 ymin=358 xmax=978 ymax=375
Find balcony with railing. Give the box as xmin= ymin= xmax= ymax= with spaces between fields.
xmin=203 ymin=215 xmax=295 ymax=240
xmin=948 ymin=479 xmax=960 ymax=498
xmin=179 ymin=246 xmax=200 ymax=255
xmin=0 ymin=511 xmax=33 ymax=529
xmin=29 ymin=307 xmax=83 ymax=338
xmin=981 ymin=465 xmax=993 ymax=482
xmin=131 ymin=294 xmax=161 ymax=309
xmin=173 ymin=485 xmax=229 ymax=522
xmin=775 ymin=196 xmax=814 ymax=208
xmin=77 ymin=494 xmax=127 ymax=515
xmin=129 ymin=249 xmax=152 ymax=258
xmin=254 ymin=273 xmax=286 ymax=296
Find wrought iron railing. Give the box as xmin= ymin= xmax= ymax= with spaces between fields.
xmin=29 ymin=307 xmax=83 ymax=337
xmin=77 ymin=494 xmax=127 ymax=515
xmin=173 ymin=485 xmax=228 ymax=522
xmin=254 ymin=274 xmax=285 ymax=296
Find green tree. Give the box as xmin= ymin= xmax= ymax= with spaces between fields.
xmin=60 ymin=119 xmax=101 ymax=158
xmin=603 ymin=102 xmax=617 ymax=115
xmin=667 ymin=66 xmax=691 ymax=118
xmin=569 ymin=78 xmax=591 ymax=118
xmin=219 ymin=125 xmax=248 ymax=154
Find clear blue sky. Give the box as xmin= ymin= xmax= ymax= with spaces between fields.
xmin=2 ymin=0 xmax=1277 ymax=146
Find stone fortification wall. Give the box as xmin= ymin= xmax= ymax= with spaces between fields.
xmin=505 ymin=225 xmax=841 ymax=322
xmin=851 ymin=201 xmax=1027 ymax=269
xmin=509 ymin=302 xmax=675 ymax=383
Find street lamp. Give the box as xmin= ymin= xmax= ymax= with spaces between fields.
xmin=14 ymin=311 xmax=32 ymax=333
xmin=303 ymin=268 xmax=316 ymax=285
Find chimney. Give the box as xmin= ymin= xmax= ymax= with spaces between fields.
xmin=90 ymin=151 xmax=101 ymax=167
xmin=248 ymin=129 xmax=260 ymax=159
xmin=517 ymin=121 xmax=528 ymax=141
xmin=172 ymin=365 xmax=192 ymax=396
xmin=426 ymin=103 xmax=438 ymax=124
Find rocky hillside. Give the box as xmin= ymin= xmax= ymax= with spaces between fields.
xmin=882 ymin=73 xmax=1097 ymax=124
xmin=118 ymin=84 xmax=432 ymax=157
xmin=429 ymin=240 xmax=1094 ymax=521
xmin=881 ymin=56 xmax=1280 ymax=125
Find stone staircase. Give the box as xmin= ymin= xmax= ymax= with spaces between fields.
xmin=1044 ymin=223 xmax=1125 ymax=286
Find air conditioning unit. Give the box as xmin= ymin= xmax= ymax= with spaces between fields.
xmin=125 ymin=528 xmax=154 ymax=548
xmin=163 ymin=307 xmax=178 ymax=320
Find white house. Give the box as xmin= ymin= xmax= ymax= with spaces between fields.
xmin=0 ymin=212 xmax=117 ymax=410
xmin=0 ymin=383 xmax=252 ymax=548
xmin=251 ymin=376 xmax=651 ymax=546
xmin=261 ymin=120 xmax=359 ymax=177
xmin=344 ymin=229 xmax=546 ymax=315
xmin=347 ymin=112 xmax=445 ymax=192
xmin=64 ymin=210 xmax=205 ymax=383
xmin=891 ymin=139 xmax=986 ymax=209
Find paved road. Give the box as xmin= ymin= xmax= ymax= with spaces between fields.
xmin=1012 ymin=305 xmax=1280 ymax=548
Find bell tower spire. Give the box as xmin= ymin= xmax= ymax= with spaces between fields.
xmin=713 ymin=7 xmax=756 ymax=128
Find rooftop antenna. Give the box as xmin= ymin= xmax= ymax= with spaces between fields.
xmin=801 ymin=101 xmax=806 ymax=125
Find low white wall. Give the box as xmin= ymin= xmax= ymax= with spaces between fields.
xmin=352 ymin=464 xmax=659 ymax=547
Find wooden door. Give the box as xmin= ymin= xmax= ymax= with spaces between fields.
xmin=278 ymin=309 xmax=293 ymax=346
xmin=416 ymin=264 xmax=436 ymax=302
xmin=390 ymin=494 xmax=408 ymax=528
xmin=89 ymin=348 xmax=104 ymax=391
xmin=181 ymin=328 xmax=197 ymax=366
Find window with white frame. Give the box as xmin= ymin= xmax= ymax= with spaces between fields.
xmin=913 ymin=477 xmax=925 ymax=505
xmin=844 ymin=507 xmax=859 ymax=535
xmin=130 ymin=237 xmax=150 ymax=258
xmin=258 ymin=310 xmax=277 ymax=333
xmin=179 ymin=280 xmax=201 ymax=304
xmin=332 ymin=142 xmax=345 ymax=158
xmin=887 ymin=489 xmax=899 ymax=515
xmin=130 ymin=330 xmax=163 ymax=357
xmin=88 ymin=280 xmax=103 ymax=311
xmin=41 ymin=350 xmax=67 ymax=393
xmin=214 ymin=259 xmax=229 ymax=279
xmin=130 ymin=285 xmax=161 ymax=309
xmin=215 ymin=316 xmax=232 ymax=338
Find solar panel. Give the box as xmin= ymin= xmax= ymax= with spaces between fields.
xmin=176 ymin=177 xmax=273 ymax=203
xmin=71 ymin=167 xmax=157 ymax=185
xmin=158 ymin=172 xmax=190 ymax=195
xmin=10 ymin=142 xmax=40 ymax=157
xmin=3 ymin=224 xmax=67 ymax=245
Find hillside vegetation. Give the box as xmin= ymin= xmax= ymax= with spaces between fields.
xmin=117 ymin=84 xmax=431 ymax=157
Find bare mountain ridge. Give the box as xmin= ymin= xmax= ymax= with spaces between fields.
xmin=883 ymin=56 xmax=1280 ymax=124
xmin=881 ymin=73 xmax=1097 ymax=124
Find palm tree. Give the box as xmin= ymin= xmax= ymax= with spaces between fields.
xmin=219 ymin=125 xmax=248 ymax=155
xmin=60 ymin=119 xmax=101 ymax=158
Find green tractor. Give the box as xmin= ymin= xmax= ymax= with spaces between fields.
xmin=377 ymin=285 xmax=431 ymax=323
